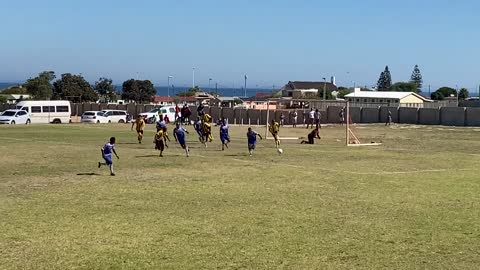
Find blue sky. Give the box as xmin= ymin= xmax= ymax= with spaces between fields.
xmin=1 ymin=0 xmax=479 ymax=91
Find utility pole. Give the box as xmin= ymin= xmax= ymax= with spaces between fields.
xmin=322 ymin=77 xmax=327 ymax=100
xmin=244 ymin=74 xmax=247 ymax=98
xmin=167 ymin=76 xmax=173 ymax=97
xmin=215 ymin=82 xmax=218 ymax=96
xmin=192 ymin=67 xmax=195 ymax=88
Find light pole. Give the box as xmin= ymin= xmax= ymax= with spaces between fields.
xmin=244 ymin=74 xmax=248 ymax=98
xmin=167 ymin=76 xmax=173 ymax=97
xmin=322 ymin=77 xmax=327 ymax=100
xmin=192 ymin=67 xmax=195 ymax=88
xmin=215 ymin=82 xmax=218 ymax=96
xmin=456 ymin=84 xmax=459 ymax=107
xmin=209 ymin=78 xmax=212 ymax=90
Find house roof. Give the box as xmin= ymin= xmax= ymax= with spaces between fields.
xmin=216 ymin=96 xmax=241 ymax=102
xmin=284 ymin=81 xmax=338 ymax=92
xmin=344 ymin=91 xmax=431 ymax=101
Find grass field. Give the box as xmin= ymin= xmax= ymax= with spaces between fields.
xmin=1 ymin=123 xmax=480 ymax=269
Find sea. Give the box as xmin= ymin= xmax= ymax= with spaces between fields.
xmin=0 ymin=82 xmax=275 ymax=98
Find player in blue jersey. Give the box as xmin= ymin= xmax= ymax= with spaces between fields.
xmin=219 ymin=118 xmax=230 ymax=151
xmin=98 ymin=137 xmax=119 ymax=176
xmin=193 ymin=117 xmax=203 ymax=143
xmin=173 ymin=122 xmax=190 ymax=157
xmin=246 ymin=127 xmax=263 ymax=156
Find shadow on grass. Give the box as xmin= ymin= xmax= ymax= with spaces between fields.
xmin=117 ymin=142 xmax=142 ymax=145
xmin=77 ymin=173 xmax=102 ymax=176
xmin=224 ymin=154 xmax=248 ymax=157
xmin=135 ymin=155 xmax=160 ymax=158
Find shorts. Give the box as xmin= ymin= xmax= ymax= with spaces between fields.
xmin=196 ymin=130 xmax=203 ymax=137
xmin=271 ymin=132 xmax=279 ymax=140
xmin=178 ymin=137 xmax=186 ymax=147
xmin=248 ymin=143 xmax=256 ymax=150
xmin=104 ymin=155 xmax=113 ymax=165
xmin=220 ymin=134 xmax=230 ymax=143
xmin=307 ymin=135 xmax=314 ymax=144
xmin=137 ymin=130 xmax=144 ymax=135
xmin=155 ymin=140 xmax=165 ymax=151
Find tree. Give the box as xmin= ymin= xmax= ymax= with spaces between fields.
xmin=377 ymin=66 xmax=392 ymax=91
xmin=24 ymin=71 xmax=56 ymax=99
xmin=337 ymin=87 xmax=353 ymax=99
xmin=95 ymin=78 xmax=117 ymax=103
xmin=0 ymin=95 xmax=7 ymax=103
xmin=53 ymin=73 xmax=98 ymax=102
xmin=431 ymin=87 xmax=456 ymax=100
xmin=121 ymin=79 xmax=156 ymax=103
xmin=1 ymin=86 xmax=28 ymax=95
xmin=390 ymin=82 xmax=417 ymax=92
xmin=177 ymin=86 xmax=201 ymax=97
xmin=458 ymin=88 xmax=469 ymax=99
xmin=410 ymin=65 xmax=423 ymax=93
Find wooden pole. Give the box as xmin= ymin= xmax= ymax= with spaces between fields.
xmin=346 ymin=101 xmax=350 ymax=146
xmin=265 ymin=100 xmax=270 ymax=138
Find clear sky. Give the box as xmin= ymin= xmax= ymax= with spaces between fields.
xmin=1 ymin=0 xmax=479 ymax=91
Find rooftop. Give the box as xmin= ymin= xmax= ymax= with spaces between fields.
xmin=345 ymin=91 xmax=430 ymax=101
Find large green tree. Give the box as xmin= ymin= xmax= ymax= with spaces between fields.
xmin=390 ymin=82 xmax=417 ymax=92
xmin=337 ymin=87 xmax=353 ymax=98
xmin=1 ymin=86 xmax=28 ymax=95
xmin=177 ymin=86 xmax=201 ymax=97
xmin=431 ymin=87 xmax=456 ymax=100
xmin=95 ymin=78 xmax=117 ymax=103
xmin=53 ymin=73 xmax=98 ymax=102
xmin=24 ymin=71 xmax=56 ymax=99
xmin=376 ymin=66 xmax=392 ymax=91
xmin=458 ymin=88 xmax=469 ymax=99
xmin=121 ymin=79 xmax=156 ymax=103
xmin=410 ymin=65 xmax=423 ymax=93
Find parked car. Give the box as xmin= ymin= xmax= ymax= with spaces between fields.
xmin=139 ymin=106 xmax=176 ymax=123
xmin=81 ymin=111 xmax=110 ymax=123
xmin=102 ymin=110 xmax=128 ymax=123
xmin=15 ymin=100 xmax=71 ymax=124
xmin=0 ymin=109 xmax=31 ymax=125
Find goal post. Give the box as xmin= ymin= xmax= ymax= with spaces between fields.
xmin=345 ymin=101 xmax=382 ymax=147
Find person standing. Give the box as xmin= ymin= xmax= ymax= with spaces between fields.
xmin=174 ymin=104 xmax=180 ymax=122
xmin=386 ymin=109 xmax=392 ymax=126
xmin=314 ymin=109 xmax=321 ymax=129
xmin=280 ymin=113 xmax=285 ymax=127
xmin=339 ymin=107 xmax=345 ymax=126
xmin=292 ymin=111 xmax=298 ymax=128
xmin=307 ymin=108 xmax=315 ymax=129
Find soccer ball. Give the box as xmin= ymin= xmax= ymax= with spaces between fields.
xmin=277 ymin=148 xmax=283 ymax=155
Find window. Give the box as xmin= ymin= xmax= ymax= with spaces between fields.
xmin=169 ymin=108 xmax=175 ymax=113
xmin=42 ymin=106 xmax=55 ymax=112
xmin=97 ymin=112 xmax=104 ymax=116
xmin=379 ymin=99 xmax=383 ymax=103
xmin=387 ymin=100 xmax=391 ymax=103
xmin=17 ymin=111 xmax=26 ymax=116
xmin=356 ymin=99 xmax=360 ymax=102
xmin=395 ymin=100 xmax=399 ymax=103
xmin=364 ymin=99 xmax=367 ymax=102
xmin=56 ymin=106 xmax=69 ymax=112
xmin=21 ymin=107 xmax=29 ymax=112
xmin=32 ymin=106 xmax=41 ymax=113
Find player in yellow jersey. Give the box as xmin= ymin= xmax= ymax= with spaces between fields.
xmin=154 ymin=128 xmax=165 ymax=157
xmin=131 ymin=115 xmax=146 ymax=144
xmin=201 ymin=113 xmax=213 ymax=145
xmin=269 ymin=119 xmax=280 ymax=148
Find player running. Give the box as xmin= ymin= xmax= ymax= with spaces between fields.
xmin=247 ymin=127 xmax=263 ymax=156
xmin=131 ymin=115 xmax=146 ymax=144
xmin=219 ymin=118 xmax=230 ymax=150
xmin=202 ymin=113 xmax=213 ymax=146
xmin=193 ymin=117 xmax=204 ymax=143
xmin=98 ymin=137 xmax=119 ymax=176
xmin=301 ymin=128 xmax=321 ymax=144
xmin=154 ymin=128 xmax=165 ymax=157
xmin=268 ymin=119 xmax=281 ymax=148
xmin=173 ymin=122 xmax=190 ymax=157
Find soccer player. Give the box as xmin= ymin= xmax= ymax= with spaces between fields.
xmin=202 ymin=113 xmax=213 ymax=146
xmin=314 ymin=109 xmax=321 ymax=129
xmin=154 ymin=128 xmax=165 ymax=157
xmin=156 ymin=115 xmax=170 ymax=147
xmin=301 ymin=128 xmax=321 ymax=144
xmin=193 ymin=116 xmax=204 ymax=143
xmin=219 ymin=118 xmax=230 ymax=150
xmin=307 ymin=108 xmax=315 ymax=129
xmin=98 ymin=137 xmax=119 ymax=176
xmin=173 ymin=122 xmax=190 ymax=157
xmin=269 ymin=119 xmax=281 ymax=148
xmin=339 ymin=107 xmax=345 ymax=126
xmin=291 ymin=111 xmax=298 ymax=128
xmin=247 ymin=127 xmax=263 ymax=156
xmin=131 ymin=115 xmax=146 ymax=144
xmin=385 ymin=109 xmax=393 ymax=126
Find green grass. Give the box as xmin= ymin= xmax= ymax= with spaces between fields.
xmin=1 ymin=123 xmax=480 ymax=269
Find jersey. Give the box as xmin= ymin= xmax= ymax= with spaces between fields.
xmin=247 ymin=130 xmax=258 ymax=145
xmin=156 ymin=120 xmax=166 ymax=130
xmin=174 ymin=126 xmax=187 ymax=142
xmin=194 ymin=120 xmax=202 ymax=131
xmin=309 ymin=111 xmax=315 ymax=119
xmin=102 ymin=143 xmax=115 ymax=157
xmin=154 ymin=130 xmax=164 ymax=141
xmin=220 ymin=124 xmax=229 ymax=136
xmin=135 ymin=118 xmax=145 ymax=131
xmin=269 ymin=122 xmax=280 ymax=134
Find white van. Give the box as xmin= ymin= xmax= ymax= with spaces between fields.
xmin=15 ymin=100 xmax=71 ymax=124
xmin=102 ymin=110 xmax=128 ymax=123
